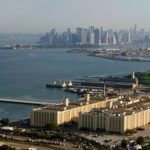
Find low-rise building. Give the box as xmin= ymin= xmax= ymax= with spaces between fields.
xmin=31 ymin=94 xmax=118 ymax=127
xmin=78 ymin=97 xmax=150 ymax=134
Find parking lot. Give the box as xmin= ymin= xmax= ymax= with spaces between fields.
xmin=80 ymin=124 xmax=150 ymax=146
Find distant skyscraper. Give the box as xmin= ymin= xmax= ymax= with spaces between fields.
xmin=94 ymin=28 xmax=101 ymax=46
xmin=100 ymin=27 xmax=104 ymax=43
xmin=127 ymin=32 xmax=131 ymax=43
xmin=89 ymin=26 xmax=95 ymax=45
xmin=114 ymin=31 xmax=118 ymax=43
xmin=139 ymin=28 xmax=145 ymax=40
xmin=103 ymin=31 xmax=109 ymax=45
xmin=134 ymin=24 xmax=137 ymax=33
xmin=89 ymin=32 xmax=95 ymax=45
xmin=66 ymin=28 xmax=72 ymax=43
xmin=76 ymin=28 xmax=87 ymax=45
xmin=76 ymin=27 xmax=82 ymax=44
xmin=81 ymin=29 xmax=87 ymax=45
xmin=133 ymin=24 xmax=137 ymax=40
xmin=118 ymin=30 xmax=126 ymax=43
xmin=71 ymin=33 xmax=77 ymax=44
xmin=107 ymin=29 xmax=113 ymax=37
xmin=89 ymin=26 xmax=94 ymax=33
xmin=50 ymin=28 xmax=56 ymax=44
xmin=112 ymin=34 xmax=117 ymax=45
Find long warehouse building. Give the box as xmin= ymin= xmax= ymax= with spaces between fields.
xmin=31 ymin=94 xmax=118 ymax=127
xmin=78 ymin=97 xmax=150 ymax=134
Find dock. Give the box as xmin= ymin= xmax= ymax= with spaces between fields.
xmin=0 ymin=98 xmax=56 ymax=106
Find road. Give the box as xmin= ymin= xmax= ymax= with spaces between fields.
xmin=0 ymin=133 xmax=82 ymax=150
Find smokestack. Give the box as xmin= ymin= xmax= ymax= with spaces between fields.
xmin=132 ymin=71 xmax=135 ymax=79
xmin=103 ymin=81 xmax=106 ymax=97
xmin=84 ymin=93 xmax=90 ymax=102
xmin=64 ymin=98 xmax=69 ymax=107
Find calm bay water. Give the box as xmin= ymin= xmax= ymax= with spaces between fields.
xmin=0 ymin=48 xmax=150 ymax=121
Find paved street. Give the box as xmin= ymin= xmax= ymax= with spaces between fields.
xmin=80 ymin=124 xmax=150 ymax=146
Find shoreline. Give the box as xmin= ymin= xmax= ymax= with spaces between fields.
xmin=67 ymin=48 xmax=150 ymax=62
xmin=90 ymin=54 xmax=150 ymax=62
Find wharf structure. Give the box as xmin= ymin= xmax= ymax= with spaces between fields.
xmin=78 ymin=97 xmax=150 ymax=134
xmin=74 ymin=72 xmax=139 ymax=89
xmin=0 ymin=98 xmax=52 ymax=106
xmin=31 ymin=94 xmax=119 ymax=127
xmin=46 ymin=72 xmax=138 ymax=90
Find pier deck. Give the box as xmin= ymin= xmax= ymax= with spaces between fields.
xmin=0 ymin=98 xmax=55 ymax=106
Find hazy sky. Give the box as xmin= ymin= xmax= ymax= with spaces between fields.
xmin=0 ymin=0 xmax=150 ymax=33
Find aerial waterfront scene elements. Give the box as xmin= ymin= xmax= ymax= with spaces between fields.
xmin=1 ymin=46 xmax=150 ymax=120
xmin=1 ymin=0 xmax=150 ymax=150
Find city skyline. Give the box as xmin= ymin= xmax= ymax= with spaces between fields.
xmin=39 ymin=25 xmax=148 ymax=46
xmin=0 ymin=0 xmax=150 ymax=33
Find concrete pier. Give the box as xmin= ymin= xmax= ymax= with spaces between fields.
xmin=0 ymin=98 xmax=55 ymax=106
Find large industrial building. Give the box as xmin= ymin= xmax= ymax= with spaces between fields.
xmin=31 ymin=94 xmax=118 ymax=127
xmin=78 ymin=97 xmax=150 ymax=134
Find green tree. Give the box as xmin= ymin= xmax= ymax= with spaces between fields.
xmin=45 ymin=123 xmax=57 ymax=130
xmin=136 ymin=136 xmax=144 ymax=145
xmin=143 ymin=145 xmax=150 ymax=150
xmin=125 ymin=129 xmax=137 ymax=135
xmin=0 ymin=145 xmax=16 ymax=150
xmin=121 ymin=139 xmax=127 ymax=148
xmin=0 ymin=118 xmax=10 ymax=126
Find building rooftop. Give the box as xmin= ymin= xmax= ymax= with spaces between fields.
xmin=33 ymin=95 xmax=118 ymax=112
xmin=82 ymin=97 xmax=150 ymax=117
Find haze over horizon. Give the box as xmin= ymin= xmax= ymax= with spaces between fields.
xmin=0 ymin=0 xmax=150 ymax=33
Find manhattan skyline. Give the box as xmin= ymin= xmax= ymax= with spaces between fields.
xmin=0 ymin=0 xmax=150 ymax=33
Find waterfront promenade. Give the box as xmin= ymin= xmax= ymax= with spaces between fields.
xmin=0 ymin=98 xmax=55 ymax=106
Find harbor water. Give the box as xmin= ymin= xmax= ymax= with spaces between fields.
xmin=0 ymin=47 xmax=150 ymax=121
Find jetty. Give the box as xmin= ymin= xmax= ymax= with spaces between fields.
xmin=0 ymin=98 xmax=56 ymax=106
